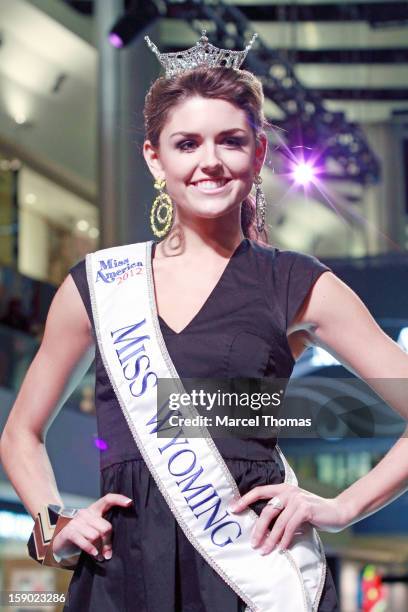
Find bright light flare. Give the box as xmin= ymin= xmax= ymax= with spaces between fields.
xmin=292 ymin=162 xmax=317 ymax=186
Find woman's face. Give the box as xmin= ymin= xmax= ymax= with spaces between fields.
xmin=143 ymin=96 xmax=266 ymax=221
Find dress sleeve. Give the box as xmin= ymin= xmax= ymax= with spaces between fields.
xmin=69 ymin=258 xmax=94 ymax=328
xmin=286 ymin=251 xmax=333 ymax=330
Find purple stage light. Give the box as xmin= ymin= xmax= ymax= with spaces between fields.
xmin=109 ymin=33 xmax=123 ymax=48
xmin=292 ymin=162 xmax=316 ymax=186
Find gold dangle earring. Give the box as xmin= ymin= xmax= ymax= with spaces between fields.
xmin=150 ymin=177 xmax=174 ymax=238
xmin=254 ymin=174 xmax=267 ymax=233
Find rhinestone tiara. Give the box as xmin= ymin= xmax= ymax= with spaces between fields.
xmin=144 ymin=29 xmax=258 ymax=79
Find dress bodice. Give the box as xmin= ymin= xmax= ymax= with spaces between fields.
xmin=69 ymin=238 xmax=332 ymax=469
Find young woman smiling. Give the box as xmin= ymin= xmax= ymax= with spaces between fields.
xmin=2 ymin=38 xmax=407 ymax=612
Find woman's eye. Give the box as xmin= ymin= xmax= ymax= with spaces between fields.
xmin=224 ymin=137 xmax=243 ymax=147
xmin=177 ymin=140 xmax=196 ymax=151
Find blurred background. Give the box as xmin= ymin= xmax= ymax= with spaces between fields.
xmin=0 ymin=0 xmax=407 ymax=610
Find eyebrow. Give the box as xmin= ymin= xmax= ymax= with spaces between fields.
xmin=169 ymin=128 xmax=248 ymax=139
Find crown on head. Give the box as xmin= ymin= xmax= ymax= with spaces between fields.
xmin=144 ymin=29 xmax=258 ymax=79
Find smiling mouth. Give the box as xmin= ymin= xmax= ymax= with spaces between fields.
xmin=190 ymin=178 xmax=232 ymax=192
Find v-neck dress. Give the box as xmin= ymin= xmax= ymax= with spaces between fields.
xmin=64 ymin=238 xmax=339 ymax=612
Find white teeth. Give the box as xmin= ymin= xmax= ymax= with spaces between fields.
xmin=193 ymin=179 xmax=228 ymax=190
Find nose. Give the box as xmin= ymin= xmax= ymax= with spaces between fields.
xmin=200 ymin=142 xmax=223 ymax=174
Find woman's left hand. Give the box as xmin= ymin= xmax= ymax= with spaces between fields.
xmin=229 ymin=483 xmax=349 ymax=555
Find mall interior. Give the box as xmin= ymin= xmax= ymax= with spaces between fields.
xmin=0 ymin=0 xmax=407 ymax=610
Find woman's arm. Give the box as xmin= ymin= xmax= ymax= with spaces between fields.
xmin=0 ymin=274 xmax=95 ymax=520
xmin=230 ymin=271 xmax=408 ymax=552
xmin=302 ymin=271 xmax=408 ymax=526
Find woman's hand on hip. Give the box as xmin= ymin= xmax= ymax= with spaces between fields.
xmin=52 ymin=493 xmax=133 ymax=563
xmin=228 ymin=483 xmax=347 ymax=555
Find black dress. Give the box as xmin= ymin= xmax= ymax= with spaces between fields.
xmin=64 ymin=238 xmax=339 ymax=611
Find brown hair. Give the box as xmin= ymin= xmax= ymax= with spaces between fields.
xmin=143 ymin=66 xmax=270 ymax=243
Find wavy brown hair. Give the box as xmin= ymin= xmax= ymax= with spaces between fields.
xmin=143 ymin=66 xmax=270 ymax=243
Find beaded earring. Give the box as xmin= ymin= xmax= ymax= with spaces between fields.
xmin=254 ymin=174 xmax=267 ymax=233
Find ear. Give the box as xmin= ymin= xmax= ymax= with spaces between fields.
xmin=143 ymin=140 xmax=165 ymax=182
xmin=254 ymin=133 xmax=268 ymax=175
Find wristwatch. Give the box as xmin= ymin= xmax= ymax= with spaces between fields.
xmin=27 ymin=504 xmax=81 ymax=569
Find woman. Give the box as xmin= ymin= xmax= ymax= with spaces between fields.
xmin=2 ymin=33 xmax=408 ymax=612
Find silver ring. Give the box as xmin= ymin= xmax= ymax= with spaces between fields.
xmin=266 ymin=496 xmax=284 ymax=510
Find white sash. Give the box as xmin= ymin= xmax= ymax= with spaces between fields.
xmin=86 ymin=240 xmax=327 ymax=612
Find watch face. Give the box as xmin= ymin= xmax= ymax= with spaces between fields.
xmin=47 ymin=504 xmax=63 ymax=518
xmin=56 ymin=507 xmax=79 ymax=518
xmin=61 ymin=508 xmax=79 ymax=518
xmin=48 ymin=505 xmax=78 ymax=519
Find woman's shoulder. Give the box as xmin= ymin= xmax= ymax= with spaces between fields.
xmin=249 ymin=239 xmax=332 ymax=273
xmin=69 ymin=257 xmax=86 ymax=277
xmin=247 ymin=241 xmax=333 ymax=327
xmin=67 ymin=257 xmax=92 ymax=326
